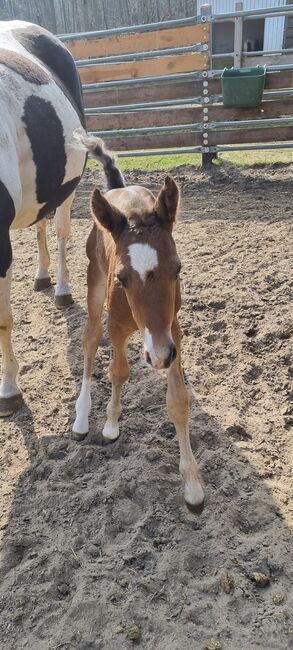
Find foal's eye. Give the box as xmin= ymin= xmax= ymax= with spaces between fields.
xmin=116 ymin=272 xmax=128 ymax=288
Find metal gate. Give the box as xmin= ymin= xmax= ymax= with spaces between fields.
xmin=60 ymin=2 xmax=293 ymax=163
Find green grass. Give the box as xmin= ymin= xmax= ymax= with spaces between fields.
xmin=87 ymin=148 xmax=293 ymax=172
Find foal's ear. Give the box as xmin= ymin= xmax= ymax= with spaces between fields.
xmin=154 ymin=175 xmax=180 ymax=228
xmin=91 ymin=188 xmax=127 ymax=238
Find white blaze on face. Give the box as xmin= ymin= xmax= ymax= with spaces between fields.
xmin=144 ymin=327 xmax=155 ymax=358
xmin=128 ymin=243 xmax=158 ymax=282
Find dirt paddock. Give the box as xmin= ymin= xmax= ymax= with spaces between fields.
xmin=0 ymin=163 xmax=292 ymax=650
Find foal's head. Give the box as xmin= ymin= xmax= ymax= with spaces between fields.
xmin=91 ymin=176 xmax=181 ymax=369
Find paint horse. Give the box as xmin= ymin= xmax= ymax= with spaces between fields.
xmin=0 ymin=21 xmax=87 ymax=416
xmin=73 ymin=136 xmax=204 ymax=513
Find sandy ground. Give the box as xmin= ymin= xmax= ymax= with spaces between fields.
xmin=0 ymin=163 xmax=292 ymax=650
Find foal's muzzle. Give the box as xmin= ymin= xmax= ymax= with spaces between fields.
xmin=145 ymin=343 xmax=176 ymax=369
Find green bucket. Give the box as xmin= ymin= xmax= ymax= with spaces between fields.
xmin=221 ymin=66 xmax=266 ymax=108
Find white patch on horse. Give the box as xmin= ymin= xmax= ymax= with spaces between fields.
xmin=144 ymin=327 xmax=154 ymax=355
xmin=128 ymin=243 xmax=158 ymax=282
xmin=73 ymin=377 xmax=91 ymax=435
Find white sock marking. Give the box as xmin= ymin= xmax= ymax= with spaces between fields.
xmin=0 ymin=377 xmax=21 ymax=399
xmin=73 ymin=378 xmax=91 ymax=434
xmin=128 ymin=243 xmax=158 ymax=282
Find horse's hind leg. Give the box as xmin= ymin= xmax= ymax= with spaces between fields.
xmin=0 ymin=265 xmax=23 ymax=416
xmin=54 ymin=191 xmax=75 ymax=308
xmin=34 ymin=218 xmax=51 ymax=291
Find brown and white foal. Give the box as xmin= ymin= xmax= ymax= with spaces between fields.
xmin=73 ymin=137 xmax=204 ymax=512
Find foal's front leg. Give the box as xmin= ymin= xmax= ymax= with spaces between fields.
xmin=167 ymin=318 xmax=204 ymax=512
xmin=102 ymin=325 xmax=130 ymax=441
xmin=72 ymin=250 xmax=106 ymax=439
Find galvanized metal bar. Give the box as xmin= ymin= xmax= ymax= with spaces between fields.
xmin=90 ymin=123 xmax=201 ymax=138
xmin=114 ymin=147 xmax=203 ymax=158
xmin=75 ymin=44 xmax=207 ymax=67
xmin=209 ymin=117 xmax=293 ymax=130
xmin=89 ymin=117 xmax=293 ymax=139
xmin=212 ymin=5 xmax=293 ymax=22
xmin=92 ymin=142 xmax=293 ymax=158
xmin=205 ymin=89 xmax=293 ymax=103
xmin=85 ymin=97 xmax=202 ymax=115
xmin=212 ymin=143 xmax=293 ymax=152
xmin=212 ymin=52 xmax=234 ymax=59
xmin=58 ymin=15 xmax=200 ymax=41
xmin=84 ymin=89 xmax=293 ymax=115
xmin=244 ymin=48 xmax=293 ymax=57
xmin=82 ymin=64 xmax=293 ymax=92
xmin=206 ymin=64 xmax=293 ymax=78
xmin=213 ymin=48 xmax=293 ymax=58
xmin=82 ymin=71 xmax=204 ymax=92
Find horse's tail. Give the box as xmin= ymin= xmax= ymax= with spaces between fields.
xmin=74 ymin=130 xmax=125 ymax=190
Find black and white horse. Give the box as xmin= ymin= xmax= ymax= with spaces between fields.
xmin=0 ymin=20 xmax=87 ymax=416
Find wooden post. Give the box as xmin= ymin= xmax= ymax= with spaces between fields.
xmin=234 ymin=1 xmax=244 ymax=68
xmin=200 ymin=4 xmax=216 ymax=168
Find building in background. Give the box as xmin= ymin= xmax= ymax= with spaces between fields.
xmin=197 ymin=0 xmax=293 ymax=66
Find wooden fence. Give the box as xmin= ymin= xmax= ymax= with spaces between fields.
xmin=60 ymin=3 xmax=293 ymax=164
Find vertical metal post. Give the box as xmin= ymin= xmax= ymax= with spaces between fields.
xmin=200 ymin=4 xmax=215 ymax=168
xmin=234 ymin=1 xmax=244 ymax=67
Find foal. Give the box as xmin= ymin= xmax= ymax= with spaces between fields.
xmin=73 ymin=137 xmax=204 ymax=512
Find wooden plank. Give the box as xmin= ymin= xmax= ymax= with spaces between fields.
xmin=78 ymin=52 xmax=209 ymax=84
xmin=86 ymin=107 xmax=202 ymax=131
xmin=208 ymin=127 xmax=293 ymax=146
xmin=103 ymin=132 xmax=202 ymax=152
xmin=64 ymin=23 xmax=208 ymax=60
xmin=208 ymin=99 xmax=293 ymax=122
xmin=265 ymin=70 xmax=293 ymax=90
xmin=85 ymin=101 xmax=293 ymax=132
xmin=83 ymin=80 xmax=198 ymax=108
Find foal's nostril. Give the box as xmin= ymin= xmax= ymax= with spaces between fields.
xmin=164 ymin=344 xmax=177 ymax=369
xmin=171 ymin=344 xmax=177 ymax=362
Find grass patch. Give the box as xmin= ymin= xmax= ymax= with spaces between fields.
xmin=87 ymin=148 xmax=293 ymax=172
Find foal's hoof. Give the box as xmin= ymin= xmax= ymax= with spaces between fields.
xmin=71 ymin=429 xmax=88 ymax=442
xmin=184 ymin=481 xmax=205 ymax=515
xmin=34 ymin=277 xmax=51 ymax=291
xmin=55 ymin=293 xmax=74 ymax=309
xmin=186 ymin=498 xmax=205 ymax=515
xmin=102 ymin=421 xmax=120 ymax=442
xmin=0 ymin=394 xmax=24 ymax=417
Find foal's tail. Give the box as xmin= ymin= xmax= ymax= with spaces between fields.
xmin=74 ymin=130 xmax=125 ymax=190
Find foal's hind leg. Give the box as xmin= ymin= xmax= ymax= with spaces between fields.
xmin=166 ymin=317 xmax=204 ymax=513
xmin=34 ymin=219 xmax=51 ymax=291
xmin=72 ymin=248 xmax=106 ymax=439
xmin=102 ymin=325 xmax=131 ymax=441
xmin=0 ymin=265 xmax=23 ymax=416
xmin=54 ymin=192 xmax=75 ymax=308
